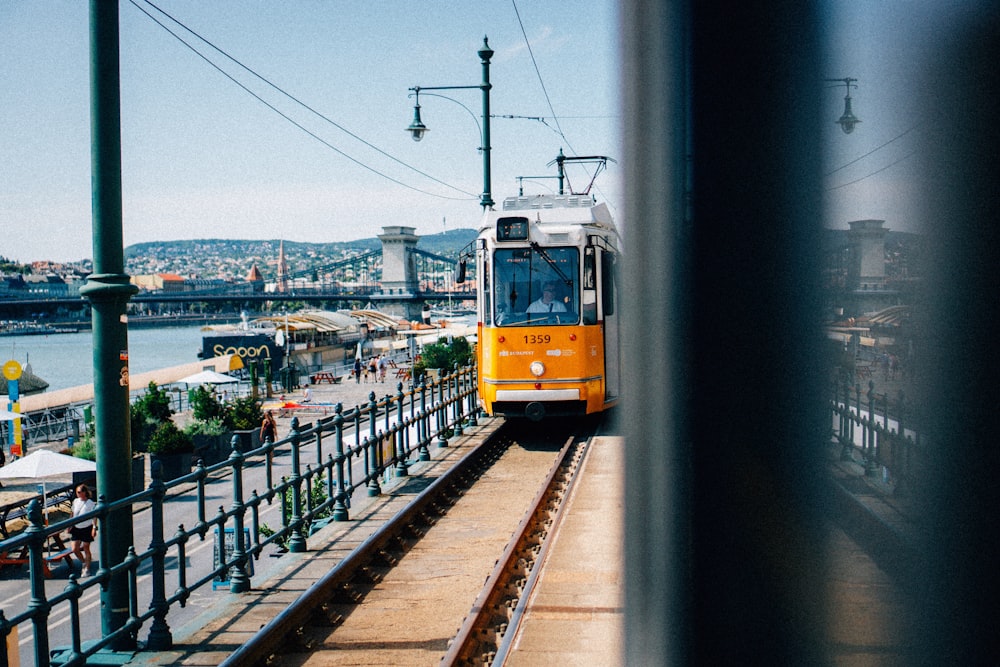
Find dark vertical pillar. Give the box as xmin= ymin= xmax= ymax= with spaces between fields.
xmin=622 ymin=1 xmax=828 ymax=663
xmin=81 ymin=0 xmax=139 ymax=648
xmin=912 ymin=17 xmax=1000 ymax=664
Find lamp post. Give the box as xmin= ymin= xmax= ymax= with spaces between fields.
xmin=407 ymin=36 xmax=495 ymax=209
xmin=825 ymin=77 xmax=861 ymax=134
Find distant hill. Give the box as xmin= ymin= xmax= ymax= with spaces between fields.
xmin=123 ymin=229 xmax=477 ymax=280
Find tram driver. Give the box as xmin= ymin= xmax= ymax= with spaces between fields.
xmin=526 ymin=281 xmax=568 ymax=314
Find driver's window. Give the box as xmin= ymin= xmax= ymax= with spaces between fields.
xmin=492 ymin=247 xmax=579 ymax=325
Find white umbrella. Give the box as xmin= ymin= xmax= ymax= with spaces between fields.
xmin=0 ymin=450 xmax=97 ymax=530
xmin=176 ymin=370 xmax=240 ymax=386
xmin=0 ymin=409 xmax=23 ymax=421
xmin=0 ymin=449 xmax=96 ymax=480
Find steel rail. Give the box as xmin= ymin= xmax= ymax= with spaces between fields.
xmin=441 ymin=431 xmax=590 ymax=665
xmin=219 ymin=422 xmax=513 ymax=667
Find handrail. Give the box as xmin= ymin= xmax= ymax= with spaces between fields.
xmin=0 ymin=365 xmax=478 ymax=667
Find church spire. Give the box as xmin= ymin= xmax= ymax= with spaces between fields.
xmin=277 ymin=240 xmax=289 ymax=293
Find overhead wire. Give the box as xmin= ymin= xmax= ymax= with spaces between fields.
xmin=510 ymin=0 xmax=615 ymax=208
xmin=129 ymin=0 xmax=477 ymax=201
xmin=825 ymin=124 xmax=919 ymax=176
xmin=825 ymin=124 xmax=920 ymax=191
xmin=826 ymin=151 xmax=916 ymax=191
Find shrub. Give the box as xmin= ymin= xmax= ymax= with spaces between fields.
xmin=184 ymin=417 xmax=227 ymax=437
xmin=224 ymin=395 xmax=263 ymax=431
xmin=134 ymin=381 xmax=174 ymax=423
xmin=131 ymin=381 xmax=175 ymax=448
xmin=190 ymin=385 xmax=225 ymax=423
xmin=147 ymin=421 xmax=194 ymax=455
xmin=71 ymin=433 xmax=97 ymax=461
xmin=419 ymin=336 xmax=474 ymax=370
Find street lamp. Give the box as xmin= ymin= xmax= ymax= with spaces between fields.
xmin=407 ymin=36 xmax=494 ymax=209
xmin=825 ymin=77 xmax=861 ymax=134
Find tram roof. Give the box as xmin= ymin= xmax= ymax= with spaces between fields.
xmin=483 ymin=195 xmax=617 ymax=233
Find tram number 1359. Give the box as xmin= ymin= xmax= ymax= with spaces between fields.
xmin=524 ymin=334 xmax=551 ymax=344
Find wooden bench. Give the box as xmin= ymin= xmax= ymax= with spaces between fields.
xmin=310 ymin=371 xmax=343 ymax=384
xmin=44 ymin=548 xmax=75 ymax=576
xmin=0 ymin=545 xmax=70 ymax=578
xmin=0 ymin=532 xmax=75 ymax=577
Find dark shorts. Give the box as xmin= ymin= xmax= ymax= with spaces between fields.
xmin=70 ymin=525 xmax=94 ymax=543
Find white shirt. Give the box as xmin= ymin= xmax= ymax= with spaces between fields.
xmin=526 ymin=298 xmax=567 ymax=313
xmin=72 ymin=497 xmax=95 ymax=528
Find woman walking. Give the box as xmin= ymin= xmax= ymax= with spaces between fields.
xmin=68 ymin=483 xmax=97 ymax=576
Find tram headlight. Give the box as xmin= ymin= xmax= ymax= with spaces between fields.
xmin=529 ymin=361 xmax=545 ymax=377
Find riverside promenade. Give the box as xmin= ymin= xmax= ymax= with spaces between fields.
xmin=3 ymin=372 xmax=919 ymax=664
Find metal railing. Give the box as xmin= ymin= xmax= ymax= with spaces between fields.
xmin=830 ymin=373 xmax=921 ymax=496
xmin=0 ymin=365 xmax=478 ymax=667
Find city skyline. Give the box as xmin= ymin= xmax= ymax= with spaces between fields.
xmin=3 ymin=3 xmax=970 ymax=264
xmin=3 ymin=1 xmax=620 ymax=263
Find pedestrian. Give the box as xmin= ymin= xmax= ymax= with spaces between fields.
xmin=259 ymin=410 xmax=277 ymax=443
xmin=302 ymin=385 xmax=312 ymax=402
xmin=68 ymin=483 xmax=97 ymax=576
xmin=354 ymin=357 xmax=362 ymax=384
xmin=378 ymin=355 xmax=388 ymax=383
xmin=368 ymin=357 xmax=377 ymax=383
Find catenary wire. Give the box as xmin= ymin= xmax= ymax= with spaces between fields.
xmin=825 ymin=124 xmax=919 ymax=176
xmin=826 ymin=151 xmax=916 ymax=191
xmin=130 ymin=0 xmax=477 ymax=201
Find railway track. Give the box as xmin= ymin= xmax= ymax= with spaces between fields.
xmin=220 ymin=419 xmax=598 ymax=666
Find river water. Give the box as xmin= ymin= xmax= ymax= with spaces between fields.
xmin=2 ymin=326 xmax=209 ymax=393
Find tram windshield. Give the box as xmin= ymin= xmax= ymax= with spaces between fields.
xmin=492 ymin=247 xmax=579 ymax=325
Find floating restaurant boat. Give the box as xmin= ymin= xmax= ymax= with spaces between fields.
xmin=199 ymin=309 xmax=404 ymax=375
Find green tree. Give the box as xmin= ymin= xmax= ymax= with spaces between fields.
xmin=420 ymin=336 xmax=474 ymax=370
xmin=190 ymin=385 xmax=225 ymax=423
xmin=130 ymin=381 xmax=174 ymax=448
xmin=147 ymin=421 xmax=194 ymax=454
xmin=224 ymin=394 xmax=263 ymax=430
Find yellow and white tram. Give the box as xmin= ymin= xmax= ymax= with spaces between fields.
xmin=472 ymin=193 xmax=621 ymax=420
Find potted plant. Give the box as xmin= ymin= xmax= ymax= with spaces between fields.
xmin=224 ymin=395 xmax=264 ymax=450
xmin=131 ymin=381 xmax=174 ymax=453
xmin=147 ymin=421 xmax=195 ymax=482
xmin=185 ymin=417 xmax=229 ymax=466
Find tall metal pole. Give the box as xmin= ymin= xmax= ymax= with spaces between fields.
xmin=407 ymin=36 xmax=495 ymax=209
xmin=478 ymin=37 xmax=494 ymax=209
xmin=81 ymin=0 xmax=139 ymax=649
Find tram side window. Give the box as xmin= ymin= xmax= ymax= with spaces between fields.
xmin=583 ymin=247 xmax=598 ymax=324
xmin=602 ymin=252 xmax=616 ymax=316
xmin=493 ymin=247 xmax=580 ymax=325
xmin=482 ymin=257 xmax=492 ymax=325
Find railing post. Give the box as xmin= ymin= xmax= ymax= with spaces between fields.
xmin=145 ymin=460 xmax=172 ymax=649
xmin=453 ymin=363 xmax=465 ymax=436
xmin=466 ymin=366 xmax=479 ymax=427
xmin=418 ymin=377 xmax=430 ymax=461
xmin=228 ymin=433 xmax=252 ymax=591
xmin=367 ymin=393 xmax=382 ymax=496
xmin=853 ymin=382 xmax=861 ymax=456
xmin=25 ymin=500 xmax=51 ymax=666
xmin=865 ymin=380 xmax=879 ymax=477
xmin=332 ymin=404 xmax=349 ymax=521
xmin=194 ymin=459 xmax=209 ymax=539
xmin=894 ymin=390 xmax=909 ymax=497
xmin=287 ymin=417 xmax=308 ymax=553
xmin=437 ymin=375 xmax=449 ymax=448
xmin=395 ymin=383 xmax=409 ymax=477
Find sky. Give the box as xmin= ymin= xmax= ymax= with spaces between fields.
xmin=820 ymin=1 xmax=991 ymax=235
xmin=2 ymin=1 xmax=620 ymax=263
xmin=2 ymin=2 xmax=984 ymax=264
